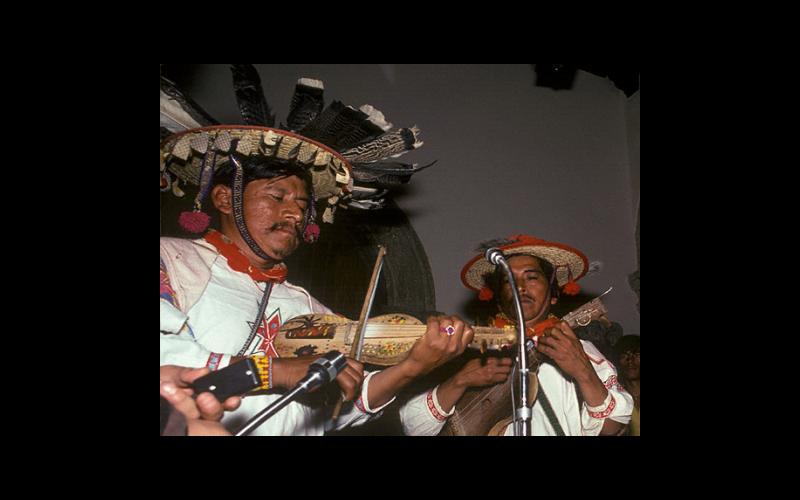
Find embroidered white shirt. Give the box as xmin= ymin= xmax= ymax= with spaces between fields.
xmin=399 ymin=340 xmax=633 ymax=436
xmin=160 ymin=237 xmax=391 ymax=436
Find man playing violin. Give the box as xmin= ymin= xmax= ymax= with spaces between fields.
xmin=161 ymin=124 xmax=474 ymax=435
xmin=398 ymin=234 xmax=633 ymax=436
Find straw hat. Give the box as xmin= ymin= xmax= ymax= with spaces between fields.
xmin=460 ymin=234 xmax=590 ymax=299
xmin=161 ymin=125 xmax=353 ymax=227
xmin=160 ymin=66 xmax=430 ymax=238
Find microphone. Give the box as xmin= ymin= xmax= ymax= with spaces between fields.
xmin=295 ymin=350 xmax=348 ymax=392
xmin=485 ymin=247 xmax=506 ymax=266
xmin=234 ymin=351 xmax=347 ymax=436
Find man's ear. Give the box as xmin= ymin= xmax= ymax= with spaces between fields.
xmin=211 ymin=185 xmax=233 ymax=215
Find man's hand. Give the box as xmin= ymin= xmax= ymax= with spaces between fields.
xmin=454 ymin=356 xmax=514 ymax=389
xmin=273 ymin=356 xmax=365 ymax=402
xmin=403 ymin=315 xmax=475 ymax=377
xmin=535 ymin=322 xmax=594 ymax=381
xmin=160 ymin=366 xmax=241 ymax=436
xmin=535 ymin=321 xmax=609 ymax=409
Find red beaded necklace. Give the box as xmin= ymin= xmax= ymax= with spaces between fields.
xmin=204 ymin=230 xmax=287 ymax=283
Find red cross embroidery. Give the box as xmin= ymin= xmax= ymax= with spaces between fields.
xmin=253 ymin=310 xmax=281 ymax=357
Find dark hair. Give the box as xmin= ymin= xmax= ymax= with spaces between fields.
xmin=212 ymin=154 xmax=316 ymax=227
xmin=486 ymin=254 xmax=560 ymax=300
xmin=213 ymin=154 xmax=313 ymax=193
xmin=613 ymin=335 xmax=640 ymax=361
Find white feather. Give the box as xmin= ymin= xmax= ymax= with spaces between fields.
xmin=587 ymin=261 xmax=604 ymax=274
xmin=160 ymin=90 xmax=202 ymax=132
xmin=359 ymin=104 xmax=393 ymax=131
xmin=297 ymin=77 xmax=324 ymax=90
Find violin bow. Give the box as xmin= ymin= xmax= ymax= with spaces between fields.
xmin=331 ymin=245 xmax=387 ymax=420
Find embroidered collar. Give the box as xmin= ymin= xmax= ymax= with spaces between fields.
xmin=204 ymin=230 xmax=287 ymax=283
xmin=493 ymin=312 xmax=560 ymax=337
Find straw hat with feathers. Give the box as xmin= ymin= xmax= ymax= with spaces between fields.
xmin=160 ymin=65 xmax=434 ymax=245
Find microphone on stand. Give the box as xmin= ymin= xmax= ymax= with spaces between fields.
xmin=484 ymin=247 xmax=506 ymax=267
xmin=484 ymin=247 xmax=532 ymax=436
xmin=235 ymin=350 xmax=347 ymax=436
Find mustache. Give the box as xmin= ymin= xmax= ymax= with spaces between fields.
xmin=269 ymin=222 xmax=300 ymax=236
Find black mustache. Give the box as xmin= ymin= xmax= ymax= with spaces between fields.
xmin=269 ymin=222 xmax=300 ymax=236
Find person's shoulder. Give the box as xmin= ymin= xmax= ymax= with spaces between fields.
xmin=160 ymin=236 xmax=218 ymax=256
xmin=278 ymin=281 xmax=332 ymax=313
xmin=278 ymin=280 xmax=314 ymax=299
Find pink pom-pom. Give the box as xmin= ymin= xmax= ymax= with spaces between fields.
xmin=303 ymin=222 xmax=321 ymax=243
xmin=478 ymin=286 xmax=494 ymax=301
xmin=179 ymin=210 xmax=210 ymax=233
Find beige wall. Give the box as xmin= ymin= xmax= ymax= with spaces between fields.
xmin=172 ymin=64 xmax=640 ymax=335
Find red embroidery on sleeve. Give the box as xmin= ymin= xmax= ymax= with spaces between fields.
xmin=587 ymin=394 xmax=617 ymax=419
xmin=354 ymin=396 xmax=367 ymax=413
xmin=426 ymin=390 xmax=448 ymax=422
xmin=206 ymin=353 xmax=223 ymax=371
xmin=160 ymin=259 xmax=180 ymax=309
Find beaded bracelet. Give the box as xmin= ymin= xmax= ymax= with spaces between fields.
xmin=251 ymin=355 xmax=273 ymax=391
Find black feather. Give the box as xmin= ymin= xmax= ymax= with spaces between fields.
xmin=350 ymin=160 xmax=437 ymax=185
xmin=340 ymin=126 xmax=422 ymax=163
xmin=298 ymin=101 xmax=385 ymax=151
xmin=286 ymin=79 xmax=324 ymax=132
xmin=160 ymin=76 xmax=219 ymax=127
xmin=230 ymin=64 xmax=275 ymax=126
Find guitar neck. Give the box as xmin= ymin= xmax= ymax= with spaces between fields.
xmin=559 ymin=297 xmax=608 ymax=328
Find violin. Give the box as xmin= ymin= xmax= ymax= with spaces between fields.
xmin=273 ymin=313 xmax=516 ymax=366
xmin=272 ymin=287 xmax=612 ymax=366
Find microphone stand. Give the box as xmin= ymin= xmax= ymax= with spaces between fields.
xmin=487 ymin=249 xmax=531 ymax=436
xmin=235 ymin=351 xmax=346 ymax=436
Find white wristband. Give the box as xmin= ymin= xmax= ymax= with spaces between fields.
xmin=585 ymin=391 xmax=616 ymax=419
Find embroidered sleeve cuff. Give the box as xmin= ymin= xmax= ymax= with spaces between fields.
xmin=354 ymin=371 xmax=395 ymax=414
xmin=426 ymin=386 xmax=455 ymax=422
xmin=585 ymin=392 xmax=617 ymax=419
xmin=205 ymin=352 xmax=230 ymax=371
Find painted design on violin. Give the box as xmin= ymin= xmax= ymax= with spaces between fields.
xmin=361 ymin=341 xmax=416 ymax=360
xmin=293 ymin=344 xmax=319 ymax=357
xmin=383 ymin=315 xmax=409 ymax=324
xmin=283 ymin=316 xmax=338 ymax=339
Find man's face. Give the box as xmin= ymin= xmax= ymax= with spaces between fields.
xmin=498 ymin=254 xmax=556 ymax=324
xmin=241 ymin=175 xmax=309 ymax=261
xmin=618 ymin=350 xmax=640 ymax=380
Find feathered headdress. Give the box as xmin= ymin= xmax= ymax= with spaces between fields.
xmin=160 ymin=65 xmax=433 ymax=240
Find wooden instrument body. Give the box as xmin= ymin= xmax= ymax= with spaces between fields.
xmin=274 ymin=314 xmax=517 ymax=366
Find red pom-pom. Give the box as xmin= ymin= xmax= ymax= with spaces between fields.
xmin=562 ymin=280 xmax=581 ymax=296
xmin=478 ymin=286 xmax=494 ymax=301
xmin=179 ymin=210 xmax=210 ymax=233
xmin=303 ymin=222 xmax=320 ymax=243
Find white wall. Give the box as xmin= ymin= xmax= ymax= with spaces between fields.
xmin=172 ymin=64 xmax=640 ymax=334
